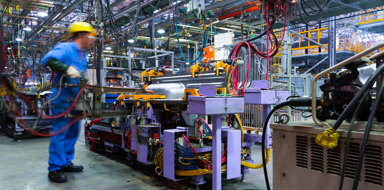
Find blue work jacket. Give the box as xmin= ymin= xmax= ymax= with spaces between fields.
xmin=42 ymin=42 xmax=88 ymax=109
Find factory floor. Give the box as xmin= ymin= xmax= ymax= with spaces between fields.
xmin=0 ymin=131 xmax=273 ymax=190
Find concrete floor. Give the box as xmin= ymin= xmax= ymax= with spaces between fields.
xmin=0 ymin=131 xmax=273 ymax=190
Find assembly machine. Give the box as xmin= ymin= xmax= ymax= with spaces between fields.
xmin=82 ymin=58 xmax=289 ymax=189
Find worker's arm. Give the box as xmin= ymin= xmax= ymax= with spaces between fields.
xmin=46 ymin=59 xmax=80 ymax=79
xmin=42 ymin=44 xmax=79 ymax=79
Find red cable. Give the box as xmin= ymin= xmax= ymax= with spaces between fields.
xmin=198 ymin=118 xmax=212 ymax=134
xmin=6 ymin=92 xmax=88 ymax=137
xmin=16 ymin=86 xmax=90 ymax=119
xmin=182 ymin=134 xmax=211 ymax=165
xmin=266 ymin=3 xmax=269 ymax=80
xmin=197 ymin=120 xmax=203 ymax=137
xmin=242 ymin=42 xmax=251 ymax=96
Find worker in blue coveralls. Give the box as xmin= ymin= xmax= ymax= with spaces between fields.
xmin=42 ymin=22 xmax=94 ymax=183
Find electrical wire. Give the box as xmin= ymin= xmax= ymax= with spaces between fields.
xmin=338 ymin=89 xmax=372 ymax=190
xmin=352 ymin=79 xmax=384 ymax=190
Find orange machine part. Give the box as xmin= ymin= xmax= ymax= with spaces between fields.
xmin=202 ymin=46 xmax=215 ymax=63
xmin=27 ymin=69 xmax=30 ymax=78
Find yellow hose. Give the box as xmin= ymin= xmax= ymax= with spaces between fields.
xmin=227 ymin=63 xmax=238 ymax=90
xmin=175 ymin=166 xmax=226 ymax=176
xmin=235 ymin=114 xmax=271 ymax=169
xmin=241 ymin=148 xmax=271 ymax=169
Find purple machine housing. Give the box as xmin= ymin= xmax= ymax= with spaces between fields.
xmin=242 ymin=80 xmax=289 ymax=174
xmin=185 ymin=85 xmax=244 ymax=190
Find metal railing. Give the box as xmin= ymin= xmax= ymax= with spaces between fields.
xmin=356 ymin=6 xmax=384 ymax=25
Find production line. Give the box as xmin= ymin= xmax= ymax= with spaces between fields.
xmin=2 ymin=0 xmax=384 ymax=190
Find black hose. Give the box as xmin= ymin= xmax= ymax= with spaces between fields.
xmin=338 ymin=89 xmax=372 ymax=190
xmin=332 ymin=63 xmax=384 ymax=130
xmin=352 ymin=79 xmax=384 ymax=190
xmin=245 ymin=18 xmax=276 ymax=43
xmin=298 ymin=0 xmax=332 ymax=26
xmin=261 ymin=97 xmax=319 ymax=189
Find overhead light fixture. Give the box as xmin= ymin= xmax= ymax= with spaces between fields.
xmin=106 ymin=47 xmax=112 ymax=50
xmin=23 ymin=27 xmax=32 ymax=31
xmin=38 ymin=12 xmax=48 ymax=17
xmin=154 ymin=10 xmax=159 ymax=14
xmin=128 ymin=39 xmax=135 ymax=43
xmin=16 ymin=38 xmax=22 ymax=42
xmin=157 ymin=29 xmax=165 ymax=34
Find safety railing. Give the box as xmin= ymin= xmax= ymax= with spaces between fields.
xmin=356 ymin=6 xmax=384 ymax=25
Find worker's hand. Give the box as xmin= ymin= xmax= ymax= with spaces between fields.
xmin=79 ymin=77 xmax=92 ymax=85
xmin=66 ymin=66 xmax=80 ymax=79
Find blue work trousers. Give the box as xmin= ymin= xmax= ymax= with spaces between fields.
xmin=48 ymin=109 xmax=80 ymax=172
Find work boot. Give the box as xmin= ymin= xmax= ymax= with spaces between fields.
xmin=48 ymin=170 xmax=67 ymax=183
xmin=62 ymin=163 xmax=84 ymax=172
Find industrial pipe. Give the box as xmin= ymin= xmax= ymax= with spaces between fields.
xmin=218 ymin=6 xmax=260 ymax=21
xmin=3 ymin=14 xmax=38 ymax=20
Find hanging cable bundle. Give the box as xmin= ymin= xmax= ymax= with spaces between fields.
xmin=298 ymin=0 xmax=333 ymax=26
xmin=225 ymin=1 xmax=289 ymax=95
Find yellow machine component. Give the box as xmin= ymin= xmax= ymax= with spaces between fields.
xmin=315 ymin=127 xmax=340 ymax=149
xmin=215 ymin=60 xmax=231 ymax=76
xmin=140 ymin=70 xmax=149 ymax=82
xmin=0 ymin=86 xmax=7 ymax=96
xmin=117 ymin=94 xmax=165 ymax=109
xmin=141 ymin=69 xmax=164 ymax=82
xmin=164 ymin=104 xmax=182 ymax=113
xmin=143 ymin=83 xmax=149 ymax=90
xmin=216 ymin=87 xmax=226 ymax=95
xmin=148 ymin=69 xmax=164 ymax=81
xmin=144 ymin=95 xmax=165 ymax=109
xmin=183 ymin=89 xmax=199 ymax=101
xmin=190 ymin=63 xmax=205 ymax=78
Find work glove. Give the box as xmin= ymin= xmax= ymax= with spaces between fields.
xmin=46 ymin=59 xmax=80 ymax=79
xmin=66 ymin=66 xmax=80 ymax=79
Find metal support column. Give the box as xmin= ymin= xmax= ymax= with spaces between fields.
xmin=211 ymin=114 xmax=222 ymax=190
xmin=128 ymin=49 xmax=132 ymax=87
xmin=171 ymin=53 xmax=175 ymax=74
xmin=328 ymin=17 xmax=336 ymax=68
xmin=282 ymin=26 xmax=289 ymax=74
xmin=79 ymin=4 xmax=83 ymax=22
xmin=151 ymin=16 xmax=155 ymax=48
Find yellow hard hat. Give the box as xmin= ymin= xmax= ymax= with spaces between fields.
xmin=68 ymin=22 xmax=93 ymax=36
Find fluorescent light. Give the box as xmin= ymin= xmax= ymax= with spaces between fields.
xmin=157 ymin=29 xmax=165 ymax=34
xmin=16 ymin=38 xmax=22 ymax=42
xmin=106 ymin=47 xmax=111 ymax=50
xmin=154 ymin=10 xmax=159 ymax=14
xmin=23 ymin=27 xmax=32 ymax=31
xmin=38 ymin=12 xmax=48 ymax=17
xmin=128 ymin=39 xmax=134 ymax=43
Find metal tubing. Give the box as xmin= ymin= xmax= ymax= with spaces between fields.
xmin=212 ymin=115 xmax=221 ymax=190
xmin=3 ymin=14 xmax=38 ymax=20
xmin=311 ymin=42 xmax=384 ymax=127
xmin=218 ymin=6 xmax=260 ymax=21
xmin=304 ymin=56 xmax=328 ymax=74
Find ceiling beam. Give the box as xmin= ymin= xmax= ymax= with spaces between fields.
xmin=30 ymin=0 xmax=83 ymax=39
